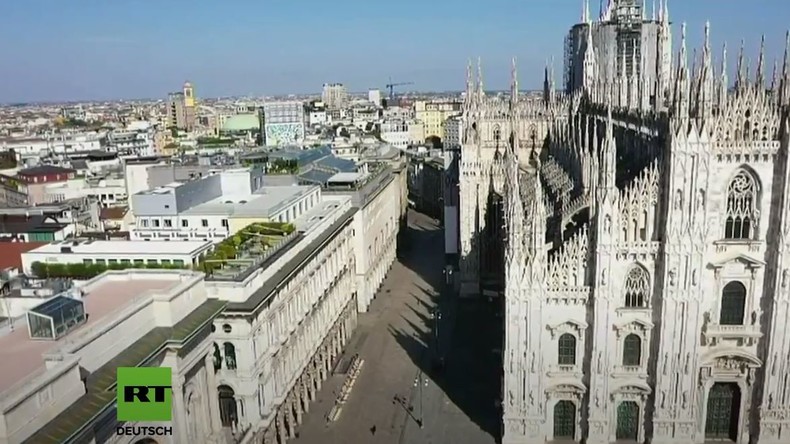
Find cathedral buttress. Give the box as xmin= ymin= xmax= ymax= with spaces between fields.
xmin=652 ymin=48 xmax=713 ymax=442
xmin=587 ymin=108 xmax=619 ymax=443
xmin=758 ymin=113 xmax=790 ymax=443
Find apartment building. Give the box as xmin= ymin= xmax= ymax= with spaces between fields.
xmin=413 ymin=99 xmax=462 ymax=139
xmin=321 ymin=83 xmax=348 ymax=110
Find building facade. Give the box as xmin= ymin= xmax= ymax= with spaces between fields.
xmin=459 ymin=3 xmax=790 ymax=443
xmin=201 ymin=197 xmax=358 ymax=443
xmin=262 ymin=102 xmax=306 ymax=147
xmin=322 ymin=83 xmax=348 ymax=110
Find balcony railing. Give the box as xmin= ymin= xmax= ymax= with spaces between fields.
xmin=704 ymin=323 xmax=762 ymax=346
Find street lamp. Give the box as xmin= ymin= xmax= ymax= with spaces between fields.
xmin=413 ymin=376 xmax=427 ymax=428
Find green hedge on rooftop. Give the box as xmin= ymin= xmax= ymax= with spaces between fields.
xmin=31 ymin=261 xmax=189 ymax=279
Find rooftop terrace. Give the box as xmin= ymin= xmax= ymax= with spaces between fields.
xmin=26 ymin=297 xmax=225 ymax=444
xmin=0 ymin=278 xmax=181 ymax=394
xmin=204 ymin=195 xmax=352 ymax=282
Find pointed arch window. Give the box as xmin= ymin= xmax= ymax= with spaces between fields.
xmin=558 ymin=333 xmax=577 ymax=366
xmin=623 ymin=265 xmax=650 ymax=308
xmin=724 ymin=171 xmax=758 ymax=239
xmin=622 ymin=334 xmax=642 ymax=366
xmin=720 ymin=281 xmax=746 ymax=325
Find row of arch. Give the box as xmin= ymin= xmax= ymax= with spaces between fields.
xmin=621 ymin=265 xmax=749 ymax=325
xmin=551 ymin=382 xmax=741 ymax=441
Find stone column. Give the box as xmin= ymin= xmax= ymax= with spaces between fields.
xmin=285 ymin=401 xmax=296 ymax=438
xmin=204 ymin=355 xmax=223 ymax=434
xmin=172 ymin=376 xmax=189 ymax=443
xmin=300 ymin=378 xmax=311 ymax=412
xmin=292 ymin=395 xmax=303 ymax=425
xmin=276 ymin=410 xmax=287 ymax=444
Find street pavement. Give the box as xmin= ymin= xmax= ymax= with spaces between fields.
xmin=291 ymin=210 xmax=501 ymax=444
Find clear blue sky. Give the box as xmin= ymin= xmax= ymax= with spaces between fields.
xmin=0 ymin=0 xmax=787 ymax=103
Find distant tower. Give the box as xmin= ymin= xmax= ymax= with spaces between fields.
xmin=183 ymin=81 xmax=195 ymax=107
xmin=183 ymin=81 xmax=196 ymax=131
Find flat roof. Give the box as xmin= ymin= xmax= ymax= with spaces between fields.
xmin=181 ymin=185 xmax=314 ymax=218
xmin=27 ymin=298 xmax=226 ymax=444
xmin=328 ymin=172 xmax=367 ymax=183
xmin=26 ymin=240 xmax=213 ymax=256
xmin=225 ymin=206 xmax=357 ymax=314
xmin=0 ymin=278 xmax=181 ymax=393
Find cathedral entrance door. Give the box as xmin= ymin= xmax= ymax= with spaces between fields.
xmin=616 ymin=401 xmax=639 ymax=440
xmin=553 ymin=400 xmax=576 ymax=440
xmin=705 ymin=383 xmax=741 ymax=441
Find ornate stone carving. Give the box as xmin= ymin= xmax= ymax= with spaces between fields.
xmin=715 ymin=357 xmax=744 ymax=371
xmin=506 ymin=418 xmax=524 ymax=434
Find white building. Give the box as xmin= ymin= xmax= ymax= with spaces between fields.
xmin=200 ymin=162 xmax=405 ymax=442
xmin=458 ymin=7 xmax=790 ymax=444
xmin=443 ymin=114 xmax=463 ymax=150
xmin=21 ymin=240 xmax=214 ymax=275
xmin=368 ymin=89 xmax=382 ymax=106
xmin=43 ymin=175 xmax=127 ymax=208
xmin=0 ymin=269 xmax=227 ymax=444
xmin=130 ymin=167 xmax=320 ymax=242
xmin=379 ymin=120 xmax=425 ymax=148
xmin=106 ymin=128 xmax=156 ymax=157
xmin=0 ymin=135 xmax=103 ymax=161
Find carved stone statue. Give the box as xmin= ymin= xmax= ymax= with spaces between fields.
xmin=684 ymin=353 xmax=691 ymax=374
xmin=681 ymin=391 xmax=688 ymax=409
xmin=660 ymin=390 xmax=666 ymax=408
xmin=662 ymin=353 xmax=669 ymax=375
xmin=697 ymin=189 xmax=705 ymax=210
xmin=783 ymin=269 xmax=789 ymax=289
xmin=668 ymin=269 xmax=676 ymax=286
xmin=604 ymin=214 xmax=611 ymax=234
xmin=674 ymin=189 xmax=682 ymax=210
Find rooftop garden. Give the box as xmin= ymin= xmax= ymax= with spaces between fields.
xmin=31 ymin=261 xmax=189 ymax=280
xmin=267 ymin=158 xmax=299 ymax=175
xmin=201 ymin=221 xmax=297 ymax=278
xmin=197 ymin=136 xmax=236 ymax=146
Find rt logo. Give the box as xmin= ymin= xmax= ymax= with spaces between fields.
xmin=117 ymin=367 xmax=173 ymax=421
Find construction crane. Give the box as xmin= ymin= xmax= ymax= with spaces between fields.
xmin=385 ymin=81 xmax=413 ymax=102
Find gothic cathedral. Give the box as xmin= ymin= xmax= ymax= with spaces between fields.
xmin=458 ymin=1 xmax=790 ymax=443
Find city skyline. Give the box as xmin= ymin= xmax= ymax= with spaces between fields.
xmin=1 ymin=0 xmax=788 ymax=103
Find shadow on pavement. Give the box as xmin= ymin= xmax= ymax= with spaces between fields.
xmin=392 ymin=214 xmax=504 ymax=442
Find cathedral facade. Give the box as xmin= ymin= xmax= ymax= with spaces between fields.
xmin=458 ymin=1 xmax=790 ymax=443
